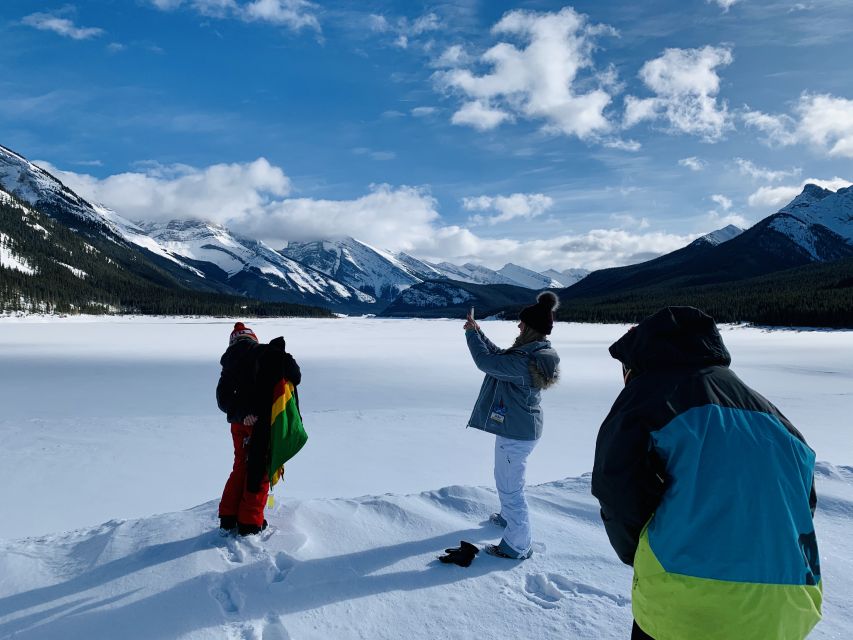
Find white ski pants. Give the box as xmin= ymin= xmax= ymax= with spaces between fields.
xmin=494 ymin=435 xmax=538 ymax=556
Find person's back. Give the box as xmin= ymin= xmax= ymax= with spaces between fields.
xmin=592 ymin=307 xmax=821 ymax=640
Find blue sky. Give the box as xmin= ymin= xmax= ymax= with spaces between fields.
xmin=2 ymin=0 xmax=852 ymax=270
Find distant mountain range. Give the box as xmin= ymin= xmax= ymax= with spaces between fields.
xmin=0 ymin=144 xmax=588 ymax=314
xmin=2 ymin=142 xmax=850 ymax=325
xmin=382 ymin=184 xmax=852 ymax=326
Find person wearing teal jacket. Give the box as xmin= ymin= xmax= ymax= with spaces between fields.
xmin=592 ymin=307 xmax=821 ymax=639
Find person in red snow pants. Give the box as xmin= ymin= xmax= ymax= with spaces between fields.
xmin=219 ymin=422 xmax=270 ymax=528
xmin=215 ymin=322 xmax=301 ymax=536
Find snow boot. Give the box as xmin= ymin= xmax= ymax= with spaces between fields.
xmin=237 ymin=519 xmax=269 ymax=536
xmin=489 ymin=513 xmax=508 ymax=528
xmin=438 ymin=541 xmax=480 ymax=567
xmin=484 ymin=539 xmax=532 ymax=560
xmin=219 ymin=515 xmax=237 ymax=535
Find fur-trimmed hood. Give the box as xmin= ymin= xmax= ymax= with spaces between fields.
xmin=513 ymin=340 xmax=560 ymax=390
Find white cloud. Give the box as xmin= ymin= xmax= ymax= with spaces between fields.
xmin=435 ymin=7 xmax=616 ymax=139
xmin=624 ymin=45 xmax=734 ymax=141
xmin=743 ymin=93 xmax=853 ymax=157
xmin=148 ymin=0 xmax=320 ymax=32
xmin=249 ymin=184 xmax=443 ymax=250
xmin=22 ymin=12 xmax=104 ymax=40
xmin=411 ymin=106 xmax=437 ymax=117
xmin=679 ymin=156 xmax=706 ymax=171
xmin=463 ymin=193 xmax=554 ymax=225
xmin=431 ymin=45 xmax=472 ymax=69
xmin=707 ymin=210 xmax=750 ymax=228
xmin=711 ymin=194 xmax=733 ymax=210
xmin=36 ymin=158 xmax=291 ymax=225
xmin=741 ymin=108 xmax=798 ymax=146
xmin=368 ymin=11 xmax=440 ymax=49
xmin=601 ymin=138 xmax=641 ymax=151
xmin=707 ymin=193 xmax=748 ymax=228
xmin=450 ymin=101 xmax=511 ymax=131
xmin=735 ymin=158 xmax=799 ymax=182
xmin=707 ymin=0 xmax=740 ymax=12
xmin=243 ymin=0 xmax=320 ymax=31
xmin=747 ymin=177 xmax=853 ymax=209
xmin=413 ymin=226 xmax=699 ymax=271
xmin=795 ymin=93 xmax=853 ymax=158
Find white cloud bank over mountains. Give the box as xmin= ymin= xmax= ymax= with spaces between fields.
xmin=36 ymin=159 xmax=697 ymax=271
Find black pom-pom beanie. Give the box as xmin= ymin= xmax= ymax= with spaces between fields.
xmin=519 ymin=291 xmax=560 ymax=335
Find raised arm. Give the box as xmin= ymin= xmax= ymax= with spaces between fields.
xmin=465 ymin=328 xmax=530 ymax=382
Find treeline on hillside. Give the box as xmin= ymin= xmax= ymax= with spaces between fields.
xmin=553 ymin=258 xmax=853 ymax=328
xmin=0 ymin=199 xmax=332 ymax=318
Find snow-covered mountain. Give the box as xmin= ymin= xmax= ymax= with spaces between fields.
xmin=142 ymin=221 xmax=376 ymax=309
xmin=541 ymin=268 xmax=590 ymax=287
xmin=766 ymin=184 xmax=853 ymax=260
xmin=280 ymin=237 xmax=424 ymax=301
xmin=497 ymin=263 xmax=563 ymax=289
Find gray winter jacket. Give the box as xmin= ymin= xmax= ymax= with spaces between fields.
xmin=465 ymin=328 xmax=560 ymax=441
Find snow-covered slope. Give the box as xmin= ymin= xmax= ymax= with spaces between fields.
xmin=691 ymin=224 xmax=743 ymax=247
xmin=541 ymin=268 xmax=589 ymax=287
xmin=394 ymin=252 xmax=448 ymax=280
xmin=1 ymin=466 xmax=850 ymax=639
xmin=143 ymin=221 xmax=375 ymax=308
xmin=281 ymin=237 xmax=424 ymax=301
xmin=430 ymin=262 xmax=518 ymax=286
xmin=497 ymin=263 xmax=563 ymax=289
xmin=0 ymin=145 xmax=114 ymax=232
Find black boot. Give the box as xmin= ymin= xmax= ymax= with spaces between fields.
xmin=237 ymin=519 xmax=269 ymax=536
xmin=219 ymin=515 xmax=237 ymax=532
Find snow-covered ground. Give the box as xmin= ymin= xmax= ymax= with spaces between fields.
xmin=0 ymin=317 xmax=851 ymax=639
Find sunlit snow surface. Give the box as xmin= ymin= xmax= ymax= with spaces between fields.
xmin=0 ymin=318 xmax=850 ymax=639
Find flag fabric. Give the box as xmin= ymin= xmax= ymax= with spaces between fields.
xmin=269 ymin=378 xmax=307 ymax=487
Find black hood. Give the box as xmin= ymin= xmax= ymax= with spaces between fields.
xmin=609 ymin=306 xmax=731 ymax=373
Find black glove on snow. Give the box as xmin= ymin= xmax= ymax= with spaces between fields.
xmin=439 ymin=541 xmax=479 ymax=567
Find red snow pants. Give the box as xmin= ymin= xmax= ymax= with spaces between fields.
xmin=219 ymin=422 xmax=269 ymax=527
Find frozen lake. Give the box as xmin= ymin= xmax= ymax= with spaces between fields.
xmin=1 ymin=316 xmax=851 ymax=539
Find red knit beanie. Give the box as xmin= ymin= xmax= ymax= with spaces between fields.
xmin=229 ymin=322 xmax=258 ymax=345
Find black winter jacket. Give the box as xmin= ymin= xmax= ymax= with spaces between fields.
xmin=592 ymin=307 xmax=817 ymax=566
xmin=216 ymin=336 xmax=301 ymax=492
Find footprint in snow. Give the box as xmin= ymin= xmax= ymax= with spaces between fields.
xmin=523 ymin=573 xmax=628 ymax=609
xmin=268 ymin=551 xmax=295 ymax=584
xmin=219 ymin=536 xmax=246 ymax=564
xmin=212 ymin=578 xmax=244 ymax=615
